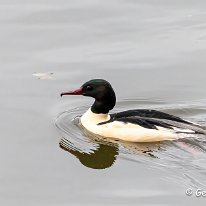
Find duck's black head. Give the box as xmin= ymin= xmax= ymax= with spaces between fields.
xmin=61 ymin=79 xmax=116 ymax=114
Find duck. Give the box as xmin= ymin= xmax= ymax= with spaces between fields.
xmin=61 ymin=79 xmax=205 ymax=142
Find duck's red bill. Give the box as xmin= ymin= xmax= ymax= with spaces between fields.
xmin=61 ymin=87 xmax=83 ymax=96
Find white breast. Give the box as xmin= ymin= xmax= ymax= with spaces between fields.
xmin=80 ymin=108 xmax=177 ymax=142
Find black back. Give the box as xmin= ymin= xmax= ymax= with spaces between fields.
xmin=98 ymin=109 xmax=205 ymax=134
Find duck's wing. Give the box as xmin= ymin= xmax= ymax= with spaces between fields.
xmin=110 ymin=109 xmax=198 ymax=126
xmin=99 ymin=109 xmax=205 ymax=135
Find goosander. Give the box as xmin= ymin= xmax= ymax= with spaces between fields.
xmin=61 ymin=79 xmax=205 ymax=142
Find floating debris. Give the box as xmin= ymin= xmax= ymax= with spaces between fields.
xmin=32 ymin=72 xmax=55 ymax=80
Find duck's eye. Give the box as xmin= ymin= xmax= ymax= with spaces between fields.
xmin=86 ymin=85 xmax=93 ymax=91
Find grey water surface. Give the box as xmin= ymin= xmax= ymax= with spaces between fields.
xmin=1 ymin=0 xmax=206 ymax=205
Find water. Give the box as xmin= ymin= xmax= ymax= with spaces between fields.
xmin=1 ymin=0 xmax=206 ymax=205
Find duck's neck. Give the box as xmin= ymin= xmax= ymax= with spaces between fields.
xmin=81 ymin=108 xmax=110 ymax=125
xmin=91 ymin=91 xmax=116 ymax=114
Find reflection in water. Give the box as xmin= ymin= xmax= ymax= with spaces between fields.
xmin=59 ymin=134 xmax=206 ymax=171
xmin=59 ymin=138 xmax=118 ymax=169
xmin=59 ymin=135 xmax=164 ymax=169
xmin=59 ymin=136 xmax=164 ymax=169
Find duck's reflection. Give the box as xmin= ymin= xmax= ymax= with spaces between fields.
xmin=59 ymin=138 xmax=119 ymax=169
xmin=59 ymin=136 xmax=164 ymax=169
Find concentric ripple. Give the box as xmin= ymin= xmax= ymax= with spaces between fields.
xmin=55 ymin=100 xmax=206 ymax=188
